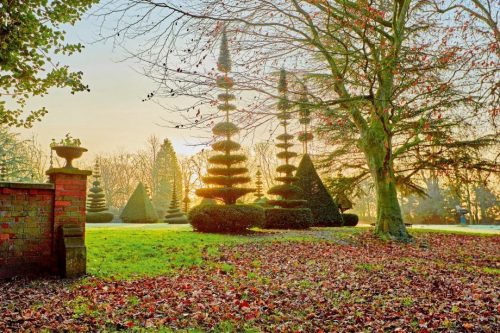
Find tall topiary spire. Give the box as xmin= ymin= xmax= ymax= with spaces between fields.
xmin=267 ymin=69 xmax=306 ymax=208
xmin=87 ymin=161 xmax=107 ymax=213
xmin=165 ymin=175 xmax=188 ymax=223
xmin=196 ymin=27 xmax=254 ymax=204
xmin=297 ymin=84 xmax=313 ymax=154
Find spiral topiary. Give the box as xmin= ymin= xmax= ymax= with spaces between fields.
xmin=86 ymin=160 xmax=113 ymax=223
xmin=267 ymin=69 xmax=306 ymax=209
xmin=165 ymin=180 xmax=188 ymax=224
xmin=195 ymin=27 xmax=254 ymax=204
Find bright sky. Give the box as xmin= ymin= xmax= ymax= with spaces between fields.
xmin=17 ymin=10 xmax=206 ymax=160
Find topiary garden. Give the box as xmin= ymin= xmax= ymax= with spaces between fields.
xmin=164 ymin=179 xmax=188 ymax=224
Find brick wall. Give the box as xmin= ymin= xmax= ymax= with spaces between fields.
xmin=0 ymin=183 xmax=55 ymax=277
xmin=0 ymin=168 xmax=91 ymax=279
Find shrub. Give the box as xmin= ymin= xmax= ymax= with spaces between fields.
xmin=342 ymin=213 xmax=359 ymax=226
xmin=293 ymin=154 xmax=343 ymax=227
xmin=263 ymin=208 xmax=313 ymax=229
xmin=189 ymin=204 xmax=265 ymax=233
xmin=120 ymin=183 xmax=159 ymax=223
xmin=86 ymin=212 xmax=114 ymax=223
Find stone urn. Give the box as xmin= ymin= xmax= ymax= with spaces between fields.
xmin=51 ymin=146 xmax=88 ymax=168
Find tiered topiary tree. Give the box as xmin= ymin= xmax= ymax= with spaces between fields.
xmin=120 ymin=182 xmax=159 ymax=223
xmin=255 ymin=167 xmax=264 ymax=200
xmin=293 ymin=154 xmax=343 ymax=226
xmin=253 ymin=166 xmax=269 ymax=206
xmin=191 ymin=28 xmax=264 ymax=232
xmin=195 ymin=28 xmax=254 ymax=205
xmin=86 ymin=161 xmax=114 ymax=223
xmin=265 ymin=69 xmax=312 ymax=229
xmin=297 ymin=84 xmax=314 ymax=154
xmin=165 ymin=177 xmax=188 ymax=224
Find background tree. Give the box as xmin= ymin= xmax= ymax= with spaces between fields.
xmin=151 ymin=138 xmax=182 ymax=215
xmin=0 ymin=127 xmax=47 ymax=182
xmin=195 ymin=28 xmax=254 ymax=204
xmin=1 ymin=0 xmax=97 ymax=127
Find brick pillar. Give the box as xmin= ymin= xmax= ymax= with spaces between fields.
xmin=47 ymin=168 xmax=91 ymax=277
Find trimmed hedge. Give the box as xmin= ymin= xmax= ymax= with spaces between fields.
xmin=86 ymin=212 xmax=114 ymax=223
xmin=263 ymin=208 xmax=313 ymax=229
xmin=189 ymin=204 xmax=265 ymax=233
xmin=342 ymin=213 xmax=359 ymax=226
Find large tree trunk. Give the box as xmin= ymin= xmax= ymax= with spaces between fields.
xmin=361 ymin=126 xmax=412 ymax=242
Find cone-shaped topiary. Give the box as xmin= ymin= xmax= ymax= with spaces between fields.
xmin=297 ymin=84 xmax=314 ymax=154
xmin=120 ymin=182 xmax=159 ymax=223
xmin=267 ymin=69 xmax=306 ymax=209
xmin=165 ymin=178 xmax=188 ymax=224
xmin=195 ymin=28 xmax=254 ymax=204
xmin=293 ymin=154 xmax=343 ymax=226
xmin=86 ymin=160 xmax=113 ymax=223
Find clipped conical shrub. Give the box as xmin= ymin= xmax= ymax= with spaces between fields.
xmin=165 ymin=181 xmax=188 ymax=224
xmin=86 ymin=161 xmax=113 ymax=223
xmin=120 ymin=182 xmax=159 ymax=223
xmin=195 ymin=28 xmax=254 ymax=204
xmin=294 ymin=154 xmax=343 ymax=226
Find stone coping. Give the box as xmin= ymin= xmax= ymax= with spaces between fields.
xmin=46 ymin=167 xmax=92 ymax=176
xmin=0 ymin=182 xmax=55 ymax=190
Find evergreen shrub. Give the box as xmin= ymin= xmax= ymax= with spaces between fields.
xmin=120 ymin=183 xmax=159 ymax=223
xmin=293 ymin=154 xmax=343 ymax=226
xmin=264 ymin=208 xmax=313 ymax=229
xmin=342 ymin=213 xmax=359 ymax=226
xmin=189 ymin=204 xmax=265 ymax=233
xmin=86 ymin=212 xmax=114 ymax=223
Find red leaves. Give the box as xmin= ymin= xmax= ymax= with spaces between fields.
xmin=0 ymin=232 xmax=499 ymax=331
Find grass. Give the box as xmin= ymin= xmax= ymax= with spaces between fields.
xmin=86 ymin=226 xmax=253 ymax=279
xmin=86 ymin=225 xmax=363 ymax=279
xmin=86 ymin=224 xmax=495 ymax=279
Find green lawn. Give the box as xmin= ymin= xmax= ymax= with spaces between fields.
xmin=85 ymin=224 xmax=497 ymax=279
xmin=86 ymin=226 xmax=363 ymax=279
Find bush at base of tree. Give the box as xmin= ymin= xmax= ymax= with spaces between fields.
xmin=86 ymin=212 xmax=114 ymax=223
xmin=263 ymin=208 xmax=313 ymax=229
xmin=189 ymin=204 xmax=265 ymax=233
xmin=342 ymin=213 xmax=359 ymax=227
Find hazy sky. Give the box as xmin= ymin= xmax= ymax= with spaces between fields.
xmin=18 ymin=9 xmax=207 ymax=160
